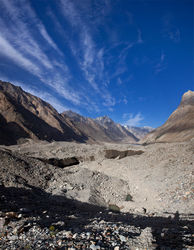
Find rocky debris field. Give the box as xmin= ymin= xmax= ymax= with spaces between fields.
xmin=0 ymin=184 xmax=193 ymax=249
xmin=0 ymin=140 xmax=194 ymax=249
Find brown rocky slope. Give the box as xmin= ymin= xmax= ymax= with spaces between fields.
xmin=0 ymin=80 xmax=137 ymax=145
xmin=94 ymin=116 xmax=138 ymax=142
xmin=142 ymin=90 xmax=194 ymax=143
xmin=62 ymin=111 xmax=138 ymax=143
xmin=0 ymin=80 xmax=87 ymax=145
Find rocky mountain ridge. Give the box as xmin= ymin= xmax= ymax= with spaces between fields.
xmin=142 ymin=90 xmax=194 ymax=143
xmin=0 ymin=80 xmax=87 ymax=145
xmin=1 ymin=80 xmax=192 ymax=146
xmin=62 ymin=112 xmax=138 ymax=143
xmin=0 ymin=80 xmax=140 ymax=145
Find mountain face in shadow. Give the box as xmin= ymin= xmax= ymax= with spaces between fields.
xmin=142 ymin=90 xmax=194 ymax=143
xmin=3 ymin=81 xmax=192 ymax=145
xmin=0 ymin=80 xmax=87 ymax=145
xmin=0 ymin=80 xmax=137 ymax=146
xmin=62 ymin=112 xmax=138 ymax=143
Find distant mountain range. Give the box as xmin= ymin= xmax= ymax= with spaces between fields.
xmin=1 ymin=80 xmax=192 ymax=146
xmin=62 ymin=111 xmax=138 ymax=143
xmin=124 ymin=126 xmax=154 ymax=140
xmin=0 ymin=80 xmax=146 ymax=145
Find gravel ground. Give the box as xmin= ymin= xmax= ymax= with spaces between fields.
xmin=0 ymin=185 xmax=193 ymax=249
xmin=0 ymin=140 xmax=194 ymax=249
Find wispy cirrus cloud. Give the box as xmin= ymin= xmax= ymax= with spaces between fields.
xmin=0 ymin=18 xmax=53 ymax=70
xmin=0 ymin=0 xmax=57 ymax=71
xmin=117 ymin=77 xmax=122 ymax=85
xmin=123 ymin=112 xmax=144 ymax=126
xmin=167 ymin=28 xmax=180 ymax=43
xmin=0 ymin=0 xmax=61 ymax=59
xmin=137 ymin=29 xmax=143 ymax=44
xmin=162 ymin=13 xmax=181 ymax=43
xmin=111 ymin=65 xmax=128 ymax=79
xmin=123 ymin=97 xmax=128 ymax=105
xmin=57 ymin=1 xmax=144 ymax=110
xmin=0 ymin=35 xmax=80 ymax=106
xmin=39 ymin=73 xmax=82 ymax=105
xmin=118 ymin=42 xmax=135 ymax=62
xmin=15 ymin=0 xmax=62 ymax=55
xmin=37 ymin=23 xmax=63 ymax=55
xmin=60 ymin=0 xmax=100 ymax=88
xmin=120 ymin=28 xmax=144 ymax=59
xmin=0 ymin=75 xmax=69 ymax=113
xmin=111 ymin=28 xmax=144 ymax=79
xmin=0 ymin=35 xmax=41 ymax=76
xmin=102 ymin=93 xmax=116 ymax=107
xmin=59 ymin=0 xmax=115 ymax=107
xmin=154 ymin=51 xmax=167 ymax=74
xmin=0 ymin=0 xmax=85 ymax=107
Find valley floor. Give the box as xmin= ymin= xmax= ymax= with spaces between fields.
xmin=0 ymin=140 xmax=193 ymax=249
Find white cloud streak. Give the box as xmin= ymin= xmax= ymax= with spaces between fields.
xmin=102 ymin=92 xmax=116 ymax=107
xmin=0 ymin=35 xmax=41 ymax=76
xmin=123 ymin=113 xmax=144 ymax=126
xmin=0 ymin=0 xmax=57 ymax=71
xmin=0 ymin=0 xmax=84 ymax=106
xmin=0 ymin=76 xmax=68 ymax=113
xmin=39 ymin=74 xmax=82 ymax=105
xmin=0 ymin=0 xmax=144 ymax=113
xmin=0 ymin=0 xmax=61 ymax=62
xmin=154 ymin=51 xmax=167 ymax=74
xmin=113 ymin=28 xmax=144 ymax=79
xmin=137 ymin=29 xmax=143 ymax=44
xmin=24 ymin=5 xmax=63 ymax=55
xmin=59 ymin=0 xmax=115 ymax=107
xmin=0 ymin=19 xmax=53 ymax=70
xmin=18 ymin=0 xmax=63 ymax=55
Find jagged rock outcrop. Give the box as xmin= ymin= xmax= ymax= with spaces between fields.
xmin=0 ymin=80 xmax=87 ymax=145
xmin=142 ymin=90 xmax=194 ymax=143
xmin=62 ymin=112 xmax=138 ymax=143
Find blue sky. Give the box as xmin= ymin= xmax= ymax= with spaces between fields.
xmin=0 ymin=0 xmax=193 ymax=127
